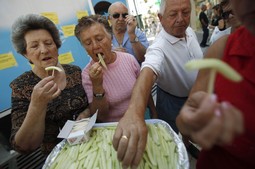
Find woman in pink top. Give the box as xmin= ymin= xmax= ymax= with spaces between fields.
xmin=75 ymin=15 xmax=157 ymax=122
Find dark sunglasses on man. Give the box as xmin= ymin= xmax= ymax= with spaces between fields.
xmin=111 ymin=13 xmax=128 ymax=19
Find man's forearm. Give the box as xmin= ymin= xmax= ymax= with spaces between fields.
xmin=128 ymin=68 xmax=156 ymax=117
xmin=131 ymin=42 xmax=147 ymax=62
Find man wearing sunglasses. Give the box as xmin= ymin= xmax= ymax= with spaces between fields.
xmin=108 ymin=2 xmax=149 ymax=64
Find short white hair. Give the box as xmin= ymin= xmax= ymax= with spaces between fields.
xmin=159 ymin=0 xmax=166 ymax=15
xmin=159 ymin=0 xmax=192 ymax=15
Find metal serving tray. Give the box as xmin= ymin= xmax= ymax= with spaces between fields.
xmin=43 ymin=119 xmax=189 ymax=169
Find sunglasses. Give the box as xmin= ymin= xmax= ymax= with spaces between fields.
xmin=222 ymin=10 xmax=233 ymax=19
xmin=111 ymin=13 xmax=128 ymax=19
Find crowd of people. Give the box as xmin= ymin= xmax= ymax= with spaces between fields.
xmin=199 ymin=0 xmax=241 ymax=46
xmin=8 ymin=0 xmax=254 ymax=168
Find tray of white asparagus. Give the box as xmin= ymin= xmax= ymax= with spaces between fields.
xmin=43 ymin=119 xmax=189 ymax=169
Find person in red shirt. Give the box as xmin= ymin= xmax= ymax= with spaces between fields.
xmin=176 ymin=0 xmax=255 ymax=168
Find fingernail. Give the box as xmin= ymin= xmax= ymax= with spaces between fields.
xmin=214 ymin=109 xmax=221 ymax=117
xmin=222 ymin=101 xmax=229 ymax=109
xmin=210 ymin=94 xmax=217 ymax=102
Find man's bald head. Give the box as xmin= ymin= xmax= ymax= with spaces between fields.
xmin=108 ymin=2 xmax=128 ymax=14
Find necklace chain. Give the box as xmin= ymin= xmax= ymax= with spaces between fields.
xmin=115 ymin=33 xmax=124 ymax=47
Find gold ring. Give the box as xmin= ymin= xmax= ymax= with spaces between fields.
xmin=121 ymin=135 xmax=128 ymax=140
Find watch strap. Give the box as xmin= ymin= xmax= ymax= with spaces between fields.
xmin=93 ymin=92 xmax=105 ymax=98
xmin=130 ymin=36 xmax=139 ymax=43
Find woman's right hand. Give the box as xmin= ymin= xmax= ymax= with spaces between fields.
xmin=31 ymin=76 xmax=61 ymax=107
xmin=177 ymin=91 xmax=244 ymax=149
xmin=89 ymin=62 xmax=103 ymax=86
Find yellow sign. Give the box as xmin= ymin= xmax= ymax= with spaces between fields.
xmin=29 ymin=63 xmax=34 ymax=69
xmin=59 ymin=52 xmax=74 ymax=64
xmin=0 ymin=52 xmax=18 ymax=70
xmin=62 ymin=25 xmax=75 ymax=37
xmin=76 ymin=10 xmax=89 ymax=19
xmin=41 ymin=12 xmax=59 ymax=24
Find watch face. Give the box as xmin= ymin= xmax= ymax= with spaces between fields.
xmin=135 ymin=37 xmax=138 ymax=42
xmin=93 ymin=93 xmax=105 ymax=98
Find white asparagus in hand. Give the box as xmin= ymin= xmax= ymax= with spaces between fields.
xmin=45 ymin=66 xmax=63 ymax=76
xmin=97 ymin=53 xmax=107 ymax=69
xmin=185 ymin=58 xmax=242 ymax=94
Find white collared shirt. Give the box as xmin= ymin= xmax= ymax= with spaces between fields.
xmin=141 ymin=27 xmax=203 ymax=97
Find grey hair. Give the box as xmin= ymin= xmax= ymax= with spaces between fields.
xmin=159 ymin=0 xmax=192 ymax=15
xmin=11 ymin=14 xmax=61 ymax=55
xmin=75 ymin=15 xmax=112 ymax=42
xmin=159 ymin=0 xmax=167 ymax=15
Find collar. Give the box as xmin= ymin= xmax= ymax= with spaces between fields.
xmin=113 ymin=30 xmax=134 ymax=47
xmin=161 ymin=27 xmax=191 ymax=45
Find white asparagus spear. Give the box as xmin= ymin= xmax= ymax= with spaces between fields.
xmin=185 ymin=58 xmax=242 ymax=94
xmin=97 ymin=53 xmax=107 ymax=69
xmin=45 ymin=66 xmax=63 ymax=76
xmin=45 ymin=66 xmax=63 ymax=72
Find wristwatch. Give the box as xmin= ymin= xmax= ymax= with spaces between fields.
xmin=93 ymin=92 xmax=105 ymax=98
xmin=130 ymin=36 xmax=139 ymax=43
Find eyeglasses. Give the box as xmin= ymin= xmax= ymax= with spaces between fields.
xmin=222 ymin=10 xmax=233 ymax=19
xmin=111 ymin=13 xmax=128 ymax=19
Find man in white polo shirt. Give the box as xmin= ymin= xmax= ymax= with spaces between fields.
xmin=118 ymin=0 xmax=202 ymax=133
xmin=141 ymin=0 xmax=203 ymax=133
xmin=144 ymin=27 xmax=202 ymax=132
xmin=112 ymin=0 xmax=203 ymax=168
